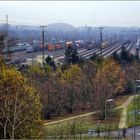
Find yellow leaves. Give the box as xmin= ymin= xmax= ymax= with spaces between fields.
xmin=0 ymin=65 xmax=27 ymax=98
xmin=0 ymin=59 xmax=42 ymax=139
xmin=61 ymin=64 xmax=82 ymax=86
xmin=95 ymin=59 xmax=126 ymax=95
xmin=28 ymin=64 xmax=44 ymax=76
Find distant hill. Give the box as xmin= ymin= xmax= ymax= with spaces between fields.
xmin=46 ymin=23 xmax=75 ymax=32
xmin=0 ymin=22 xmax=139 ymax=41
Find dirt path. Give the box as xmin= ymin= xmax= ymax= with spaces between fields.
xmin=44 ymin=95 xmax=137 ymax=126
xmin=118 ymin=95 xmax=138 ymax=129
xmin=44 ymin=111 xmax=97 ymax=126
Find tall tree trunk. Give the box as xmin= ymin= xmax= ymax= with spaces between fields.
xmin=11 ymin=126 xmax=15 ymax=140
xmin=4 ymin=119 xmax=8 ymax=138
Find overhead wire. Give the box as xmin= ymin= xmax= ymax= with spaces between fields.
xmin=0 ymin=14 xmax=49 ymax=27
xmin=0 ymin=14 xmax=50 ymax=21
xmin=0 ymin=20 xmax=43 ymax=27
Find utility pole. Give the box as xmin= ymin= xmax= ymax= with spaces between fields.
xmin=85 ymin=24 xmax=87 ymax=42
xmin=5 ymin=15 xmax=12 ymax=60
xmin=98 ymin=26 xmax=104 ymax=56
xmin=16 ymin=25 xmax=18 ymax=43
xmin=6 ymin=15 xmax=8 ymax=32
xmin=5 ymin=15 xmax=9 ymax=58
xmin=30 ymin=33 xmax=34 ymax=65
xmin=40 ymin=25 xmax=46 ymax=68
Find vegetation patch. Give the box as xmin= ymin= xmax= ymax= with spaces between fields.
xmin=44 ymin=109 xmax=122 ymax=139
xmin=114 ymin=95 xmax=129 ymax=107
xmin=127 ymin=95 xmax=140 ymax=127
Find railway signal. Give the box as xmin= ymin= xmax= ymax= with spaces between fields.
xmin=40 ymin=25 xmax=46 ymax=68
xmin=98 ymin=26 xmax=104 ymax=56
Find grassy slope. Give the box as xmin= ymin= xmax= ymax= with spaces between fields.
xmin=127 ymin=95 xmax=140 ymax=127
xmin=44 ymin=95 xmax=128 ymax=138
xmin=44 ymin=109 xmax=122 ymax=137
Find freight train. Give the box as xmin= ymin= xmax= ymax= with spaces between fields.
xmin=47 ymin=43 xmax=63 ymax=51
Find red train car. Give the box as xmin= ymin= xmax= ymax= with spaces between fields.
xmin=48 ymin=43 xmax=55 ymax=51
xmin=55 ymin=44 xmax=62 ymax=50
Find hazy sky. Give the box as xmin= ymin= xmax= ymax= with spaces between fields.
xmin=0 ymin=1 xmax=140 ymax=27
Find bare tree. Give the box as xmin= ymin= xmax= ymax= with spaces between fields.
xmin=0 ymin=64 xmax=42 ymax=139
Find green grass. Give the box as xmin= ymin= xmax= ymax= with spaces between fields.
xmin=44 ymin=109 xmax=122 ymax=139
xmin=127 ymin=95 xmax=140 ymax=127
xmin=44 ymin=136 xmax=127 ymax=140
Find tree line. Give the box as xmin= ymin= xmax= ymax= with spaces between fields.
xmin=21 ymin=57 xmax=126 ymax=120
xmin=1 ymin=33 xmax=140 ymax=138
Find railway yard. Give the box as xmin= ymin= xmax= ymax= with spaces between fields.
xmin=7 ymin=40 xmax=137 ymax=65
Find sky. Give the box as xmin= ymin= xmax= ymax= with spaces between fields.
xmin=0 ymin=1 xmax=140 ymax=27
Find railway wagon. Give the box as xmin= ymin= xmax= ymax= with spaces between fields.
xmin=66 ymin=41 xmax=73 ymax=46
xmin=26 ymin=45 xmax=34 ymax=53
xmin=47 ymin=43 xmax=63 ymax=51
xmin=75 ymin=40 xmax=84 ymax=48
xmin=101 ymin=41 xmax=110 ymax=48
xmin=87 ymin=44 xmax=96 ymax=50
xmin=54 ymin=44 xmax=63 ymax=50
xmin=48 ymin=43 xmax=55 ymax=51
xmin=85 ymin=41 xmax=96 ymax=50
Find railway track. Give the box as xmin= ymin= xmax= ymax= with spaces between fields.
xmin=8 ymin=41 xmax=135 ymax=65
xmin=83 ymin=41 xmax=134 ymax=59
xmin=81 ymin=42 xmax=123 ymax=59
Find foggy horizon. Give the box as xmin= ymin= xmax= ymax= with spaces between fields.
xmin=0 ymin=1 xmax=140 ymax=27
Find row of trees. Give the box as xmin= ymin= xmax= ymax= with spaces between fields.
xmin=1 ymin=52 xmax=140 ymax=139
xmin=26 ymin=51 xmax=140 ymax=121
xmin=23 ymin=58 xmax=126 ymax=120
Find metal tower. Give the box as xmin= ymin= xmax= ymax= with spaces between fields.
xmin=98 ymin=26 xmax=104 ymax=56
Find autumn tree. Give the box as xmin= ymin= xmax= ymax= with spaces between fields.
xmin=41 ymin=77 xmax=59 ymax=119
xmin=40 ymin=66 xmax=63 ymax=119
xmin=94 ymin=59 xmax=126 ymax=120
xmin=24 ymin=64 xmax=44 ymax=88
xmin=0 ymin=60 xmax=42 ymax=139
xmin=41 ymin=64 xmax=83 ymax=118
xmin=81 ymin=61 xmax=97 ymax=109
xmin=24 ymin=63 xmax=53 ymax=87
xmin=61 ymin=64 xmax=83 ymax=113
xmin=124 ymin=62 xmax=140 ymax=93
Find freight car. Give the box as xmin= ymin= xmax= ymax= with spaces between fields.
xmin=101 ymin=41 xmax=110 ymax=48
xmin=47 ymin=43 xmax=63 ymax=51
xmin=48 ymin=43 xmax=55 ymax=51
xmin=54 ymin=44 xmax=62 ymax=50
